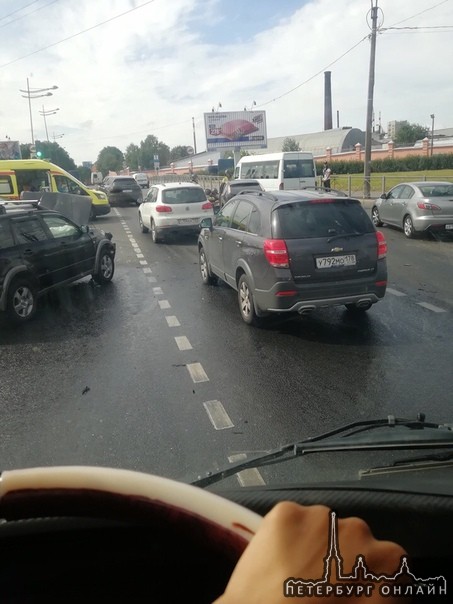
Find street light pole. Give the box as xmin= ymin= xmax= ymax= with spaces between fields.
xmin=430 ymin=114 xmax=435 ymax=157
xmin=19 ymin=79 xmax=58 ymax=147
xmin=39 ymin=106 xmax=60 ymax=142
xmin=364 ymin=0 xmax=379 ymax=199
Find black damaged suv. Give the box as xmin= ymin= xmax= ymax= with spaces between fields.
xmin=198 ymin=190 xmax=387 ymax=325
xmin=0 ymin=201 xmax=116 ymax=323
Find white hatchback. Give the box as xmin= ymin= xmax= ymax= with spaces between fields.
xmin=138 ymin=183 xmax=214 ymax=243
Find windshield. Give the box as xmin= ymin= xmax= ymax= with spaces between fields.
xmin=1 ymin=0 xmax=452 ymax=497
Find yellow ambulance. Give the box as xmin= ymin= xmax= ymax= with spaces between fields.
xmin=0 ymin=159 xmax=110 ymax=217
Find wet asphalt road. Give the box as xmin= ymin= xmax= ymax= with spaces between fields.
xmin=1 ymin=206 xmax=453 ymax=486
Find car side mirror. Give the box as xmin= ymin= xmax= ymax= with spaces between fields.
xmin=380 ymin=193 xmax=388 ymax=200
xmin=80 ymin=225 xmax=89 ymax=234
xmin=199 ymin=217 xmax=213 ymax=229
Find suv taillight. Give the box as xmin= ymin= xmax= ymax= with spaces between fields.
xmin=376 ymin=231 xmax=387 ymax=259
xmin=202 ymin=202 xmax=213 ymax=210
xmin=156 ymin=205 xmax=172 ymax=213
xmin=264 ymin=239 xmax=289 ymax=268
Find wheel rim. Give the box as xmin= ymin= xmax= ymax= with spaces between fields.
xmin=101 ymin=254 xmax=113 ymax=278
xmin=13 ymin=286 xmax=34 ymax=318
xmin=139 ymin=213 xmax=143 ymax=228
xmin=200 ymin=251 xmax=208 ymax=280
xmin=239 ymin=281 xmax=251 ymax=318
xmin=404 ymin=217 xmax=412 ymax=237
xmin=372 ymin=208 xmax=379 ymax=224
xmin=151 ymin=221 xmax=156 ymax=240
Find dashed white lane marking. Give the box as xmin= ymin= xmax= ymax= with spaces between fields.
xmin=136 ymin=253 xmax=145 ymax=258
xmin=228 ymin=453 xmax=266 ymax=487
xmin=153 ymin=287 xmax=163 ymax=295
xmin=143 ymin=267 xmax=152 ymax=273
xmin=203 ymin=400 xmax=234 ymax=430
xmin=159 ymin=300 xmax=171 ymax=309
xmin=187 ymin=362 xmax=209 ymax=383
xmin=175 ymin=336 xmax=193 ymax=351
xmin=129 ymin=238 xmax=137 ymax=244
xmin=387 ymin=287 xmax=407 ymax=297
xmin=148 ymin=276 xmax=157 ymax=283
xmin=166 ymin=316 xmax=181 ymax=327
xmin=140 ymin=260 xmax=148 ymax=265
xmin=417 ymin=302 xmax=447 ymax=313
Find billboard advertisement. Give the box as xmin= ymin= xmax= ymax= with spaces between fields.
xmin=204 ymin=111 xmax=267 ymax=150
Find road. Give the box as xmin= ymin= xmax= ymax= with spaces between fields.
xmin=1 ymin=204 xmax=452 ymax=487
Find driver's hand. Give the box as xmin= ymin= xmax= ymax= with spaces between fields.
xmin=214 ymin=502 xmax=408 ymax=604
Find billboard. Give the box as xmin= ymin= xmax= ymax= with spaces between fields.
xmin=0 ymin=140 xmax=21 ymax=160
xmin=204 ymin=111 xmax=267 ymax=151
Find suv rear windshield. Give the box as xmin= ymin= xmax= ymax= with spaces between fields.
xmin=113 ymin=178 xmax=137 ymax=188
xmin=163 ymin=188 xmax=206 ymax=204
xmin=274 ymin=200 xmax=375 ymax=239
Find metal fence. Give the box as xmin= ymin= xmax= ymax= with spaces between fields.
xmin=149 ymin=174 xmax=453 ymax=199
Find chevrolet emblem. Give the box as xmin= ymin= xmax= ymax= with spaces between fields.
xmin=331 ymin=247 xmax=343 ymax=252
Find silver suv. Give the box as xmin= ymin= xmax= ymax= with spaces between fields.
xmin=198 ymin=190 xmax=387 ymax=325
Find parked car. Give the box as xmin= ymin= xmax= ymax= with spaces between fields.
xmin=138 ymin=183 xmax=214 ymax=243
xmin=219 ymin=179 xmax=264 ymax=207
xmin=100 ymin=176 xmax=143 ymax=206
xmin=198 ymin=190 xmax=387 ymax=325
xmin=132 ymin=173 xmax=149 ymax=189
xmin=0 ymin=200 xmax=115 ymax=323
xmin=371 ymin=181 xmax=453 ymax=238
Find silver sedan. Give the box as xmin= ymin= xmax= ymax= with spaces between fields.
xmin=372 ymin=181 xmax=453 ymax=238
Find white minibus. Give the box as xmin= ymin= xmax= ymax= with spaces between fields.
xmin=233 ymin=152 xmax=316 ymax=191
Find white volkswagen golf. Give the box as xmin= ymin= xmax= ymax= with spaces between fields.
xmin=138 ymin=182 xmax=214 ymax=243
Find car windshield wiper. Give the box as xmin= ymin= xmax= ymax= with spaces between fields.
xmin=359 ymin=450 xmax=453 ymax=477
xmin=327 ymin=231 xmax=364 ymax=243
xmin=192 ymin=413 xmax=453 ymax=488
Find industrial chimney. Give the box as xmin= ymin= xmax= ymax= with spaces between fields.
xmin=324 ymin=71 xmax=333 ymax=130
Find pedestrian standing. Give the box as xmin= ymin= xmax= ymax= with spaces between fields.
xmin=322 ymin=162 xmax=332 ymax=191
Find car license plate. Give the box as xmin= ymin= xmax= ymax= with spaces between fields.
xmin=316 ymin=254 xmax=356 ymax=268
xmin=178 ymin=218 xmax=197 ymax=224
xmin=445 ymin=224 xmax=453 ymax=230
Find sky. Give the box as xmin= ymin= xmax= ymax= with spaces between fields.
xmin=0 ymin=0 xmax=452 ymax=165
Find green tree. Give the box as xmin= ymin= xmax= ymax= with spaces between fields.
xmin=96 ymin=146 xmax=124 ymax=175
xmin=20 ymin=141 xmax=76 ymax=171
xmin=76 ymin=165 xmax=92 ymax=185
xmin=393 ymin=122 xmax=428 ymax=146
xmin=282 ymin=137 xmax=300 ymax=151
xmin=170 ymin=145 xmax=191 ymax=161
xmin=138 ymin=135 xmax=170 ymax=169
xmin=125 ymin=143 xmax=141 ymax=171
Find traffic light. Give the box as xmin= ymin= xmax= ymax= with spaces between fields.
xmin=36 ymin=150 xmax=43 ymax=158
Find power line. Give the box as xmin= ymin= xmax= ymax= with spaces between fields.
xmin=0 ymin=0 xmax=42 ymax=22
xmin=0 ymin=0 xmax=60 ymax=31
xmin=382 ymin=25 xmax=453 ymax=30
xmin=0 ymin=0 xmax=157 ymax=69
xmin=255 ymin=35 xmax=369 ymax=108
xmin=388 ymin=0 xmax=451 ymax=27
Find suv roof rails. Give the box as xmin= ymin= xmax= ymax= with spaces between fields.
xmin=238 ymin=190 xmax=278 ymax=201
xmin=300 ymin=186 xmax=347 ymax=197
xmin=0 ymin=200 xmax=40 ymax=214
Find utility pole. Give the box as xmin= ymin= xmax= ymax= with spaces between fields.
xmin=364 ymin=0 xmax=379 ymax=199
xmin=192 ymin=117 xmax=197 ymax=154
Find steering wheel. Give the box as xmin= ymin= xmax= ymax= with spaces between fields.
xmin=0 ymin=466 xmax=263 ymax=601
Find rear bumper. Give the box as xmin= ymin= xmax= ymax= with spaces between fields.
xmin=413 ymin=215 xmax=453 ymax=231
xmin=254 ymin=274 xmax=387 ymax=314
xmin=108 ymin=193 xmax=142 ymax=205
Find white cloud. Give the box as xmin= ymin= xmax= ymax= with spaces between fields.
xmin=1 ymin=0 xmax=451 ymax=164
